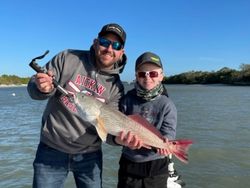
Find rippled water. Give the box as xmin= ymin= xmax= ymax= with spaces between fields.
xmin=0 ymin=85 xmax=250 ymax=188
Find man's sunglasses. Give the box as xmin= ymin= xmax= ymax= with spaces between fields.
xmin=137 ymin=71 xmax=160 ymax=78
xmin=98 ymin=37 xmax=123 ymax=50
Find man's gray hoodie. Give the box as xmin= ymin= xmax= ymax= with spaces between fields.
xmin=27 ymin=47 xmax=126 ymax=154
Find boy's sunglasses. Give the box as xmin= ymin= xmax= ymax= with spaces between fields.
xmin=98 ymin=37 xmax=123 ymax=50
xmin=137 ymin=71 xmax=160 ymax=78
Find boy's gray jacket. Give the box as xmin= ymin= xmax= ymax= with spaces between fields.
xmin=27 ymin=48 xmax=126 ymax=154
xmin=119 ymin=89 xmax=177 ymax=162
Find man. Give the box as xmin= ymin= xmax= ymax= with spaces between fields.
xmin=27 ymin=23 xmax=141 ymax=188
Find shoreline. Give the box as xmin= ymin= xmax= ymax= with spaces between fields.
xmin=0 ymin=84 xmax=27 ymax=88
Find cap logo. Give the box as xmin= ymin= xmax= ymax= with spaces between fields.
xmin=150 ymin=57 xmax=159 ymax=62
xmin=107 ymin=26 xmax=122 ymax=34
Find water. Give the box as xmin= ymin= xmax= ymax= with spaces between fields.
xmin=0 ymin=85 xmax=250 ymax=188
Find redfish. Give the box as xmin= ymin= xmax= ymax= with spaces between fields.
xmin=75 ymin=92 xmax=193 ymax=163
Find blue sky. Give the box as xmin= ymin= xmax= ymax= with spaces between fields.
xmin=1 ymin=0 xmax=250 ymax=82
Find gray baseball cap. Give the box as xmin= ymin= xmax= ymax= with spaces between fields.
xmin=135 ymin=52 xmax=163 ymax=70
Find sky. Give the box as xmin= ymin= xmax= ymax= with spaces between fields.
xmin=1 ymin=0 xmax=250 ymax=82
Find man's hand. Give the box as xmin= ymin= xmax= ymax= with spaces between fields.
xmin=115 ymin=131 xmax=144 ymax=150
xmin=35 ymin=70 xmax=54 ymax=93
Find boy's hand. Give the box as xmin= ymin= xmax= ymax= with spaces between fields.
xmin=157 ymin=137 xmax=170 ymax=155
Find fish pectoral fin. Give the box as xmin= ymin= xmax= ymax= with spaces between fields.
xmin=96 ymin=117 xmax=108 ymax=142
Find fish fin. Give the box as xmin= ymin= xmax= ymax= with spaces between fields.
xmin=168 ymin=139 xmax=193 ymax=163
xmin=96 ymin=117 xmax=108 ymax=142
xmin=128 ymin=114 xmax=164 ymax=139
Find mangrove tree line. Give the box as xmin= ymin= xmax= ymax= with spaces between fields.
xmin=163 ymin=64 xmax=250 ymax=85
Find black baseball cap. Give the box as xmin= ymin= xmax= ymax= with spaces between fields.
xmin=98 ymin=23 xmax=126 ymax=46
xmin=135 ymin=52 xmax=163 ymax=70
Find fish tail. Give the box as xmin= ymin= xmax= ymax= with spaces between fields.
xmin=169 ymin=139 xmax=193 ymax=163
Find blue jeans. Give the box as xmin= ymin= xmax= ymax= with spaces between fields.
xmin=32 ymin=142 xmax=103 ymax=188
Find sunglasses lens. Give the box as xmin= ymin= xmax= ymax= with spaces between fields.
xmin=112 ymin=42 xmax=122 ymax=50
xmin=149 ymin=71 xmax=158 ymax=78
xmin=98 ymin=38 xmax=122 ymax=50
xmin=138 ymin=71 xmax=159 ymax=78
xmin=138 ymin=72 xmax=146 ymax=78
xmin=99 ymin=38 xmax=110 ymax=48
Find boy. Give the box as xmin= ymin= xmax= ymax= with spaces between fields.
xmin=117 ymin=52 xmax=177 ymax=188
